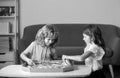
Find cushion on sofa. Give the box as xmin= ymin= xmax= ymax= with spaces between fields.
xmin=56 ymin=47 xmax=84 ymax=59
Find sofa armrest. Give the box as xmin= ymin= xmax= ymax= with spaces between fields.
xmin=109 ymin=37 xmax=120 ymax=65
xmin=103 ymin=47 xmax=113 ymax=65
xmin=18 ymin=39 xmax=31 ymax=64
xmin=104 ymin=47 xmax=113 ymax=58
xmin=18 ymin=39 xmax=30 ymax=53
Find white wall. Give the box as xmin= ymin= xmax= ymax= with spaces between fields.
xmin=20 ymin=0 xmax=120 ymax=36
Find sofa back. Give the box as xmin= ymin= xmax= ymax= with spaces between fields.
xmin=21 ymin=24 xmax=120 ymax=47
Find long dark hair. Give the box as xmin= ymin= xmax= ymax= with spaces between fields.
xmin=83 ymin=24 xmax=105 ymax=51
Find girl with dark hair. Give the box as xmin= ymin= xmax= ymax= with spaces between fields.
xmin=62 ymin=24 xmax=106 ymax=78
xmin=20 ymin=24 xmax=59 ymax=66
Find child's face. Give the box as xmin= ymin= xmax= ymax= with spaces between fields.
xmin=83 ymin=33 xmax=91 ymax=44
xmin=44 ymin=37 xmax=54 ymax=46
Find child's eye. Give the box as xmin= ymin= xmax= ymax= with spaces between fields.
xmin=52 ymin=39 xmax=55 ymax=41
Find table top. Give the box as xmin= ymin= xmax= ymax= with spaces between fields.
xmin=0 ymin=65 xmax=91 ymax=78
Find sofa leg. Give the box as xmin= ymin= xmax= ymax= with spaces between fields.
xmin=109 ymin=64 xmax=114 ymax=78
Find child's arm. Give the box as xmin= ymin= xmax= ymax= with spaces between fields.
xmin=62 ymin=51 xmax=93 ymax=61
xmin=20 ymin=42 xmax=35 ymax=66
xmin=51 ymin=48 xmax=58 ymax=60
xmin=21 ymin=52 xmax=35 ymax=66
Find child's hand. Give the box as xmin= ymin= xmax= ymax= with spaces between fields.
xmin=26 ymin=59 xmax=36 ymax=66
xmin=62 ymin=55 xmax=69 ymax=61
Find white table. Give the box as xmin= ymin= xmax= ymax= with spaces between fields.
xmin=0 ymin=65 xmax=91 ymax=78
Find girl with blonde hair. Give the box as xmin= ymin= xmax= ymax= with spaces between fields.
xmin=20 ymin=24 xmax=59 ymax=66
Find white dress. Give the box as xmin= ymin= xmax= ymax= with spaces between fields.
xmin=84 ymin=43 xmax=105 ymax=71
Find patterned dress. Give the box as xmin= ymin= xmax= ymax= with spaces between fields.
xmin=84 ymin=43 xmax=105 ymax=71
xmin=84 ymin=43 xmax=106 ymax=78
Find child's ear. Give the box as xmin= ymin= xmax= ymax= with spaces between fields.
xmin=90 ymin=37 xmax=94 ymax=41
xmin=91 ymin=35 xmax=95 ymax=41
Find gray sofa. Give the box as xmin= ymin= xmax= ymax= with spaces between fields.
xmin=18 ymin=24 xmax=120 ymax=78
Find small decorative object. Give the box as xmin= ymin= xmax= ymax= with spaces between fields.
xmin=0 ymin=6 xmax=15 ymax=16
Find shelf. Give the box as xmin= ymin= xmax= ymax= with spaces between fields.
xmin=0 ymin=0 xmax=15 ymax=1
xmin=0 ymin=0 xmax=15 ymax=6
xmin=0 ymin=51 xmax=14 ymax=54
xmin=0 ymin=52 xmax=14 ymax=61
xmin=0 ymin=33 xmax=15 ymax=36
xmin=0 ymin=16 xmax=15 ymax=19
xmin=0 ymin=0 xmax=18 ymax=66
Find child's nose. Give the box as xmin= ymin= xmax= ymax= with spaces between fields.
xmin=49 ymin=40 xmax=52 ymax=43
xmin=83 ymin=38 xmax=85 ymax=40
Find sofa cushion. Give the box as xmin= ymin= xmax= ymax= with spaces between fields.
xmin=56 ymin=47 xmax=84 ymax=58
